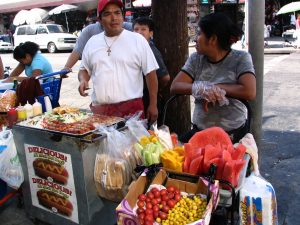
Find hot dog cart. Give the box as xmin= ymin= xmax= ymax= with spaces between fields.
xmin=12 ymin=113 xmax=125 ymax=225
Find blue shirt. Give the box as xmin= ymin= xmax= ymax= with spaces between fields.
xmin=25 ymin=53 xmax=53 ymax=77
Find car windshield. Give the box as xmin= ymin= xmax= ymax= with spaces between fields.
xmin=0 ymin=36 xmax=11 ymax=43
xmin=46 ymin=25 xmax=67 ymax=33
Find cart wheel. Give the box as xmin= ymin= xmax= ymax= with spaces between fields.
xmin=47 ymin=42 xmax=57 ymax=53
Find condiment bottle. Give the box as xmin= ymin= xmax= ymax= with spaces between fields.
xmin=7 ymin=107 xmax=18 ymax=128
xmin=32 ymin=100 xmax=42 ymax=116
xmin=44 ymin=96 xmax=52 ymax=113
xmin=24 ymin=101 xmax=33 ymax=118
xmin=17 ymin=105 xmax=26 ymax=121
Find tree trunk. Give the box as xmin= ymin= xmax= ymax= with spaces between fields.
xmin=151 ymin=0 xmax=191 ymax=135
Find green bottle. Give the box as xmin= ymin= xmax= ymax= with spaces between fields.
xmin=13 ymin=79 xmax=18 ymax=89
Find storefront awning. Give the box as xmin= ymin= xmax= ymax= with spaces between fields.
xmin=0 ymin=0 xmax=96 ymax=13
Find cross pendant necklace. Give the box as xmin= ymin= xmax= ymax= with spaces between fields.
xmin=103 ymin=33 xmax=121 ymax=56
xmin=107 ymin=47 xmax=111 ymax=56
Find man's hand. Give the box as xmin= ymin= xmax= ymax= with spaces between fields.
xmin=146 ymin=104 xmax=158 ymax=124
xmin=79 ymin=80 xmax=89 ymax=96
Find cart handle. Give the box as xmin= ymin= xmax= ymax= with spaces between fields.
xmin=35 ymin=69 xmax=71 ymax=80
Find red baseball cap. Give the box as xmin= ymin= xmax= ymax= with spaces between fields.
xmin=97 ymin=0 xmax=124 ymax=16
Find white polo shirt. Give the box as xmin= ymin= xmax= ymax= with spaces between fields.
xmin=80 ymin=29 xmax=158 ymax=105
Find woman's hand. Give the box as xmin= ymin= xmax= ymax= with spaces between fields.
xmin=192 ymin=81 xmax=229 ymax=106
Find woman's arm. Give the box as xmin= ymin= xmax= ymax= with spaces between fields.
xmin=170 ymin=71 xmax=194 ymax=95
xmin=9 ymin=63 xmax=25 ymax=78
xmin=217 ymin=73 xmax=256 ymax=100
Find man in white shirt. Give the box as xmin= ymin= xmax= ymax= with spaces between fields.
xmin=78 ymin=0 xmax=159 ymax=123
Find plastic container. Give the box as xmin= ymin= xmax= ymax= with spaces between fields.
xmin=32 ymin=100 xmax=42 ymax=116
xmin=44 ymin=96 xmax=52 ymax=113
xmin=7 ymin=107 xmax=18 ymax=128
xmin=17 ymin=106 xmax=26 ymax=121
xmin=24 ymin=102 xmax=33 ymax=118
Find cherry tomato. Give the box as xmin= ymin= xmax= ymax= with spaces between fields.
xmin=146 ymin=192 xmax=154 ymax=199
xmin=138 ymin=194 xmax=146 ymax=201
xmin=153 ymin=211 xmax=159 ymax=219
xmin=145 ymin=208 xmax=153 ymax=215
xmin=144 ymin=221 xmax=152 ymax=225
xmin=137 ymin=200 xmax=145 ymax=208
xmin=151 ymin=187 xmax=159 ymax=194
xmin=145 ymin=214 xmax=154 ymax=222
xmin=145 ymin=197 xmax=151 ymax=203
xmin=156 ymin=197 xmax=162 ymax=203
xmin=139 ymin=218 xmax=145 ymax=225
xmin=138 ymin=213 xmax=145 ymax=220
xmin=153 ymin=191 xmax=161 ymax=198
xmin=174 ymin=193 xmax=181 ymax=202
xmin=161 ymin=201 xmax=167 ymax=206
xmin=168 ymin=192 xmax=175 ymax=199
xmin=151 ymin=199 xmax=158 ymax=205
xmin=158 ymin=211 xmax=168 ymax=220
xmin=162 ymin=205 xmax=170 ymax=213
xmin=136 ymin=208 xmax=145 ymax=214
xmin=162 ymin=194 xmax=169 ymax=201
xmin=146 ymin=202 xmax=153 ymax=209
xmin=152 ymin=205 xmax=160 ymax=212
xmin=160 ymin=189 xmax=167 ymax=196
xmin=167 ymin=199 xmax=176 ymax=208
xmin=167 ymin=186 xmax=175 ymax=193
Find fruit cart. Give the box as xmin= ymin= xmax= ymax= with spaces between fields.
xmin=12 ymin=113 xmax=126 ymax=225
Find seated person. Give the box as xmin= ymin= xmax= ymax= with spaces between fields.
xmin=170 ymin=13 xmax=256 ymax=143
xmin=133 ymin=17 xmax=170 ymax=124
xmin=4 ymin=41 xmax=53 ymax=82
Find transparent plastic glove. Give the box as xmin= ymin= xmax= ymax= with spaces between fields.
xmin=192 ymin=81 xmax=229 ymax=106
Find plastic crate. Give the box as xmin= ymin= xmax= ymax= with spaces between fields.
xmin=40 ymin=77 xmax=62 ymax=108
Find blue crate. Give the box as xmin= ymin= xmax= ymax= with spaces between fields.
xmin=40 ymin=77 xmax=62 ymax=108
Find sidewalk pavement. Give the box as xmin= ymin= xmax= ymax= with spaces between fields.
xmin=1 ymin=39 xmax=300 ymax=225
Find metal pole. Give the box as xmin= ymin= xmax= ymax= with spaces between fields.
xmin=65 ymin=12 xmax=69 ymax=32
xmin=248 ymin=0 xmax=265 ymax=152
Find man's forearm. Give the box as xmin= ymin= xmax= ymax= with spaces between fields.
xmin=145 ymin=71 xmax=158 ymax=106
xmin=78 ymin=69 xmax=90 ymax=82
xmin=64 ymin=51 xmax=81 ymax=70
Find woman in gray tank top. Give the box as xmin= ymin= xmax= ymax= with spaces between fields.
xmin=170 ymin=12 xmax=256 ymax=143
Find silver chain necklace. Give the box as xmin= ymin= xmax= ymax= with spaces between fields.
xmin=103 ymin=34 xmax=121 ymax=56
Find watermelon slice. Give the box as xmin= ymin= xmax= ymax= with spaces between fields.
xmin=183 ymin=143 xmax=193 ymax=172
xmin=203 ymin=145 xmax=219 ymax=173
xmin=189 ymin=156 xmax=203 ymax=175
xmin=222 ymin=159 xmax=247 ymax=187
xmin=222 ymin=150 xmax=232 ymax=162
xmin=189 ymin=127 xmax=233 ymax=149
xmin=232 ymin=144 xmax=247 ymax=160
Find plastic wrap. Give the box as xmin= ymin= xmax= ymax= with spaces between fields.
xmin=0 ymin=90 xmax=17 ymax=112
xmin=94 ymin=126 xmax=138 ymax=202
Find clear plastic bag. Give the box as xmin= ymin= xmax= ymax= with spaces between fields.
xmin=94 ymin=126 xmax=138 ymax=202
xmin=0 ymin=90 xmax=17 ymax=112
xmin=125 ymin=112 xmax=149 ymax=142
xmin=0 ymin=130 xmax=24 ymax=189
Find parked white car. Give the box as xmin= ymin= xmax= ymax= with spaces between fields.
xmin=0 ymin=35 xmax=13 ymax=52
xmin=14 ymin=24 xmax=77 ymax=53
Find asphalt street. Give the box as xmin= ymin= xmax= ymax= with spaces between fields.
xmin=0 ymin=44 xmax=299 ymax=224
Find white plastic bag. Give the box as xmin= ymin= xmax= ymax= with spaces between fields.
xmin=239 ymin=133 xmax=278 ymax=225
xmin=239 ymin=173 xmax=278 ymax=225
xmin=0 ymin=130 xmax=24 ymax=189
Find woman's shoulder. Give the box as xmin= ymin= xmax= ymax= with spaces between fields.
xmin=189 ymin=52 xmax=205 ymax=61
xmin=230 ymin=49 xmax=251 ymax=58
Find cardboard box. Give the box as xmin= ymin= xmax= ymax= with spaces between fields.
xmin=116 ymin=169 xmax=219 ymax=225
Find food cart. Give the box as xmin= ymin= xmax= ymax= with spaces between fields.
xmin=12 ymin=110 xmax=125 ymax=225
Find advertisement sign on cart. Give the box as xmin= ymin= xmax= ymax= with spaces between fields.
xmin=24 ymin=144 xmax=79 ymax=224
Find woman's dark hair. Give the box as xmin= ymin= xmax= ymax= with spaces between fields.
xmin=13 ymin=41 xmax=40 ymax=60
xmin=133 ymin=17 xmax=155 ymax=31
xmin=199 ymin=12 xmax=243 ymax=51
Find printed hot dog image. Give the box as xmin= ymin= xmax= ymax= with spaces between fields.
xmin=33 ymin=158 xmax=69 ymax=185
xmin=37 ymin=190 xmax=73 ymax=217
